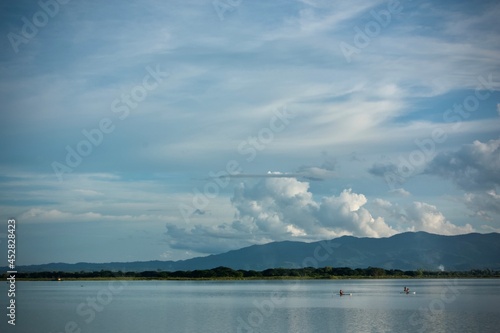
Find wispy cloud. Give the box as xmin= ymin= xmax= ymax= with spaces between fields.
xmin=0 ymin=0 xmax=499 ymax=263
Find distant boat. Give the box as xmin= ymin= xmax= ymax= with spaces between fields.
xmin=335 ymin=291 xmax=352 ymax=296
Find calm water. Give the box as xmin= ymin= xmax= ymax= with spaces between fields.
xmin=1 ymin=279 xmax=499 ymax=332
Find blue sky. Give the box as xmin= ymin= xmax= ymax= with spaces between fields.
xmin=0 ymin=0 xmax=499 ymax=265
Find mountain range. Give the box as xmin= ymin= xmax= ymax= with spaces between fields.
xmin=9 ymin=231 xmax=500 ymax=273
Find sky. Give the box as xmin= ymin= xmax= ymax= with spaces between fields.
xmin=0 ymin=0 xmax=499 ymax=265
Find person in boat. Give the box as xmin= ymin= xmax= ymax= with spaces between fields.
xmin=339 ymin=289 xmax=344 ymax=296
xmin=404 ymin=286 xmax=409 ymax=294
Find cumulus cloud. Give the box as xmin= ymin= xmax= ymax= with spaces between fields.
xmin=166 ymin=177 xmax=476 ymax=255
xmin=231 ymin=177 xmax=321 ymax=238
xmin=426 ymin=138 xmax=500 ymax=191
xmin=426 ymin=138 xmax=500 ymax=219
xmin=232 ymin=179 xmax=399 ymax=238
xmin=317 ymin=189 xmax=396 ymax=237
xmin=372 ymin=200 xmax=474 ymax=235
xmin=165 ymin=178 xmax=399 ymax=254
xmin=403 ymin=202 xmax=474 ymax=235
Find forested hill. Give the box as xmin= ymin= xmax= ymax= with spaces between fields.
xmin=7 ymin=231 xmax=500 ymax=273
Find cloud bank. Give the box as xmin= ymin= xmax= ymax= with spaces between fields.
xmin=165 ymin=177 xmax=473 ymax=254
xmin=426 ymin=138 xmax=500 ymax=220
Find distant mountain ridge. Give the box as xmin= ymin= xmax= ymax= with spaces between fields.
xmin=8 ymin=232 xmax=500 ymax=273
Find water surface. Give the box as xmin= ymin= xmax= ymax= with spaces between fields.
xmin=1 ymin=279 xmax=499 ymax=332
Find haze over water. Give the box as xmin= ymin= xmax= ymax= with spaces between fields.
xmin=2 ymin=279 xmax=499 ymax=333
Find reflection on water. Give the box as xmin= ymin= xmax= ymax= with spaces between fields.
xmin=1 ymin=279 xmax=499 ymax=333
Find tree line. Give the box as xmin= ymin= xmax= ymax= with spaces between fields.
xmin=4 ymin=266 xmax=500 ymax=280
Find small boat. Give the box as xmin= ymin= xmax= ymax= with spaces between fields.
xmin=337 ymin=291 xmax=352 ymax=296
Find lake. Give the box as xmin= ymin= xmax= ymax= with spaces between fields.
xmin=1 ymin=279 xmax=499 ymax=332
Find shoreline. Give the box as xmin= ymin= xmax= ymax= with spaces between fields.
xmin=6 ymin=266 xmax=499 ymax=281
xmin=12 ymin=275 xmax=500 ymax=281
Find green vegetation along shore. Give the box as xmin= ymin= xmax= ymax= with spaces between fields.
xmin=4 ymin=266 xmax=500 ymax=281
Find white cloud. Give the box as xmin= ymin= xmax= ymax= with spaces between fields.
xmin=73 ymin=189 xmax=104 ymax=197
xmin=0 ymin=171 xmax=190 ymax=224
xmin=166 ymin=177 xmax=478 ymax=255
xmin=1 ymin=0 xmax=499 ymax=263
xmin=389 ymin=188 xmax=411 ymax=196
xmin=166 ymin=178 xmax=399 ymax=254
xmin=231 ymin=177 xmax=320 ymax=238
xmin=403 ymin=202 xmax=474 ymax=235
xmin=318 ymin=189 xmax=396 ymax=237
xmin=286 ymin=224 xmax=307 ymax=237
xmin=372 ymin=199 xmax=474 ymax=235
xmin=18 ymin=207 xmax=175 ymax=225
